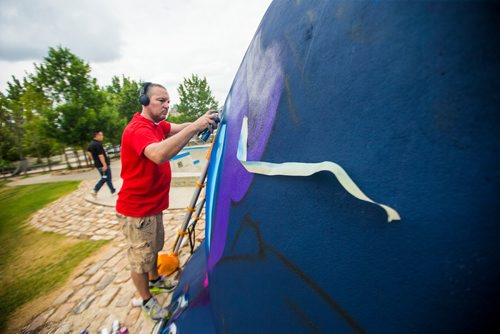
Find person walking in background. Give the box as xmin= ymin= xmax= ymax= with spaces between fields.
xmin=88 ymin=130 xmax=116 ymax=197
xmin=116 ymin=82 xmax=218 ymax=320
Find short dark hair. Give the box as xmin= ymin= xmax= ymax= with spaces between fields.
xmin=92 ymin=130 xmax=102 ymax=138
xmin=145 ymin=83 xmax=166 ymax=97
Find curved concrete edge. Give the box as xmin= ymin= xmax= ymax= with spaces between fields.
xmin=84 ymin=187 xmax=197 ymax=210
xmin=84 ymin=194 xmax=116 ymax=207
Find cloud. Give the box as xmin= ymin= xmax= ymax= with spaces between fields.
xmin=0 ymin=0 xmax=122 ymax=62
xmin=0 ymin=0 xmax=273 ymax=104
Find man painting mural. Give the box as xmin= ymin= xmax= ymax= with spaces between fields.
xmin=116 ymin=82 xmax=218 ymax=320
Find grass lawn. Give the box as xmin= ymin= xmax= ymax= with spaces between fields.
xmin=0 ymin=182 xmax=109 ymax=332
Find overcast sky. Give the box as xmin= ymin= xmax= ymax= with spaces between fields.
xmin=0 ymin=0 xmax=273 ymax=104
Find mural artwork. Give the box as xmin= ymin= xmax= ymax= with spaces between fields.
xmin=161 ymin=1 xmax=500 ymax=333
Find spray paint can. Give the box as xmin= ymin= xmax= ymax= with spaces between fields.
xmin=198 ymin=111 xmax=221 ymax=142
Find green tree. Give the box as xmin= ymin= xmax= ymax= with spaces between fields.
xmin=32 ymin=46 xmax=105 ymax=168
xmin=0 ymin=92 xmax=18 ymax=171
xmin=106 ymin=75 xmax=142 ymax=122
xmin=0 ymin=76 xmax=59 ymax=173
xmin=0 ymin=46 xmax=148 ymax=171
xmin=19 ymin=81 xmax=59 ymax=168
xmin=3 ymin=77 xmax=26 ymax=163
xmin=174 ymin=74 xmax=218 ymax=122
xmin=97 ymin=102 xmax=127 ymax=146
xmin=98 ymin=75 xmax=142 ymax=146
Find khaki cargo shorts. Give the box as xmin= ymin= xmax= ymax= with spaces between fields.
xmin=118 ymin=213 xmax=164 ymax=274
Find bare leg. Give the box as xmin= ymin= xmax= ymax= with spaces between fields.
xmin=131 ymin=252 xmax=162 ymax=300
xmin=131 ymin=271 xmax=152 ymax=300
xmin=148 ymin=252 xmax=160 ymax=281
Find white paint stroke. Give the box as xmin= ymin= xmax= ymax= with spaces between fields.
xmin=237 ymin=116 xmax=401 ymax=223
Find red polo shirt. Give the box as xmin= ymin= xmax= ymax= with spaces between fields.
xmin=116 ymin=113 xmax=172 ymax=217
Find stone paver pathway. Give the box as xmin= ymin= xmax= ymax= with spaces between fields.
xmin=20 ymin=180 xmax=205 ymax=334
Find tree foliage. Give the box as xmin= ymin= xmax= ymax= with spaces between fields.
xmin=19 ymin=80 xmax=58 ymax=162
xmin=0 ymin=48 xmax=220 ymax=170
xmin=0 ymin=91 xmax=18 ymax=165
xmin=32 ymin=47 xmax=105 ymax=148
xmin=106 ymin=75 xmax=142 ymax=122
xmin=174 ymin=74 xmax=218 ymax=122
xmin=1 ymin=77 xmax=26 ymax=161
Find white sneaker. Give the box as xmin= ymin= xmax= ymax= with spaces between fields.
xmin=90 ymin=190 xmax=97 ymax=197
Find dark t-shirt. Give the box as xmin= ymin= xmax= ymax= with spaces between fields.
xmin=88 ymin=140 xmax=110 ymax=168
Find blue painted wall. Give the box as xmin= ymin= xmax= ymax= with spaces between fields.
xmin=170 ymin=1 xmax=500 ymax=333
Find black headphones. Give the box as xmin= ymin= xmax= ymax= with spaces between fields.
xmin=139 ymin=82 xmax=152 ymax=106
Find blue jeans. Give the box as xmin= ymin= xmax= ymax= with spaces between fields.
xmin=94 ymin=167 xmax=116 ymax=194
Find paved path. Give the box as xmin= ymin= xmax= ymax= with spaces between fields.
xmin=18 ymin=180 xmax=206 ymax=334
xmin=8 ymin=162 xmax=199 ymax=209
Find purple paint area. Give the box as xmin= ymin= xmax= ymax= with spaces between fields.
xmin=207 ymin=32 xmax=284 ymax=271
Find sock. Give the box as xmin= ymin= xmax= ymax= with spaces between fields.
xmin=143 ymin=297 xmax=152 ymax=306
xmin=150 ymin=276 xmax=161 ymax=284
